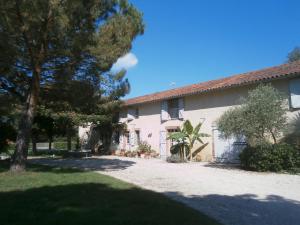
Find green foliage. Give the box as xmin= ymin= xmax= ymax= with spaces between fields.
xmin=0 ymin=93 xmax=18 ymax=153
xmin=0 ymin=0 xmax=144 ymax=167
xmin=168 ymin=120 xmax=210 ymax=161
xmin=217 ymin=84 xmax=287 ymax=145
xmin=287 ymin=46 xmax=300 ymax=63
xmin=0 ymin=121 xmax=17 ymax=153
xmin=240 ymin=143 xmax=300 ymax=172
xmin=138 ymin=141 xmax=151 ymax=153
xmin=53 ymin=142 xmax=77 ymax=151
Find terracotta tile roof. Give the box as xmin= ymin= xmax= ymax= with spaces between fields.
xmin=124 ymin=61 xmax=300 ymax=106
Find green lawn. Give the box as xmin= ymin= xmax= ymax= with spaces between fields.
xmin=0 ymin=160 xmax=221 ymax=225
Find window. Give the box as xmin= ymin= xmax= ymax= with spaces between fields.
xmin=113 ymin=131 xmax=120 ymax=144
xmin=135 ymin=108 xmax=139 ymax=118
xmin=290 ymin=78 xmax=300 ymax=109
xmin=168 ymin=99 xmax=179 ymax=119
xmin=127 ymin=108 xmax=139 ymax=121
xmin=135 ymin=130 xmax=140 ymax=145
xmin=125 ymin=131 xmax=130 ymax=144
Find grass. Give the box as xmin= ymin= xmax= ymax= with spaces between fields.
xmin=0 ymin=160 xmax=221 ymax=225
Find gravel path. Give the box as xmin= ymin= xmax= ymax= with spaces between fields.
xmin=31 ymin=156 xmax=300 ymax=225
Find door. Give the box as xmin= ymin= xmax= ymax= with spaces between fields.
xmin=213 ymin=129 xmax=246 ymax=163
xmin=167 ymin=128 xmax=180 ymax=156
xmin=159 ymin=131 xmax=167 ymax=159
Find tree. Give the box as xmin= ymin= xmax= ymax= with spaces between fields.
xmin=0 ymin=93 xmax=19 ymax=153
xmin=0 ymin=0 xmax=144 ymax=171
xmin=168 ymin=120 xmax=210 ymax=161
xmin=287 ymin=47 xmax=300 ymax=63
xmin=217 ymin=84 xmax=287 ymax=146
xmin=39 ymin=69 xmax=130 ymax=152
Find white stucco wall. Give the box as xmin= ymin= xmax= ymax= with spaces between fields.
xmin=119 ymin=78 xmax=300 ymax=161
xmin=78 ymin=123 xmax=91 ymax=142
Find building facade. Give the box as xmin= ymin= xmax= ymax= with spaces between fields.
xmin=116 ymin=62 xmax=300 ymax=162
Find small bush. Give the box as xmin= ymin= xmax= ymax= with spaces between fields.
xmin=138 ymin=141 xmax=152 ymax=153
xmin=240 ymin=143 xmax=300 ymax=172
xmin=166 ymin=154 xmax=187 ymax=163
xmin=53 ymin=142 xmax=76 ymax=150
xmin=0 ymin=122 xmax=16 ymax=154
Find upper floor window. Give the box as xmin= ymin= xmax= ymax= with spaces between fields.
xmin=290 ymin=78 xmax=300 ymax=109
xmin=135 ymin=108 xmax=139 ymax=118
xmin=127 ymin=107 xmax=139 ymax=121
xmin=161 ymin=98 xmax=184 ymax=121
xmin=168 ymin=99 xmax=179 ymax=119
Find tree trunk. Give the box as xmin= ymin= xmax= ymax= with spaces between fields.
xmin=270 ymin=130 xmax=277 ymax=144
xmin=10 ymin=69 xmax=40 ymax=172
xmin=76 ymin=137 xmax=80 ymax=150
xmin=49 ymin=138 xmax=52 ymax=151
xmin=104 ymin=132 xmax=112 ymax=154
xmin=32 ymin=135 xmax=37 ymax=155
xmin=67 ymin=128 xmax=72 ymax=151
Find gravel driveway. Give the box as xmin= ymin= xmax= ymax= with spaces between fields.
xmin=31 ymin=156 xmax=300 ymax=225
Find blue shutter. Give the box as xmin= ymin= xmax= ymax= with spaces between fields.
xmin=127 ymin=109 xmax=135 ymax=121
xmin=161 ymin=101 xmax=169 ymax=121
xmin=129 ymin=132 xmax=135 ymax=146
xmin=178 ymin=98 xmax=184 ymax=120
xmin=290 ymin=79 xmax=300 ymax=109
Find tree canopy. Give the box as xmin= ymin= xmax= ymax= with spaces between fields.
xmin=217 ymin=84 xmax=287 ymax=146
xmin=287 ymin=46 xmax=300 ymax=63
xmin=0 ymin=0 xmax=144 ymax=171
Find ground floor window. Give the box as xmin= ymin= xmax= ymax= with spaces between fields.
xmin=113 ymin=131 xmax=120 ymax=144
xmin=135 ymin=130 xmax=140 ymax=145
xmin=124 ymin=131 xmax=130 ymax=144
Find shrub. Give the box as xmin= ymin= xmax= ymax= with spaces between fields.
xmin=166 ymin=154 xmax=187 ymax=163
xmin=124 ymin=151 xmax=133 ymax=157
xmin=138 ymin=141 xmax=152 ymax=153
xmin=217 ymin=84 xmax=287 ymax=145
xmin=240 ymin=143 xmax=300 ymax=172
xmin=0 ymin=122 xmax=17 ymax=153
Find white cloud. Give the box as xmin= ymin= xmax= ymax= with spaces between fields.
xmin=112 ymin=53 xmax=138 ymax=71
xmin=169 ymin=82 xmax=176 ymax=87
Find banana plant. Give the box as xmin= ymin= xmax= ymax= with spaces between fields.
xmin=168 ymin=120 xmax=210 ymax=161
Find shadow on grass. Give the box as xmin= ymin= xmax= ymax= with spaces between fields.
xmin=165 ymin=192 xmax=300 ymax=225
xmin=29 ymin=157 xmax=136 ymax=173
xmin=0 ymin=183 xmax=221 ymax=225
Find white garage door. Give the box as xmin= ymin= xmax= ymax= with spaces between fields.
xmin=213 ymin=129 xmax=247 ymax=163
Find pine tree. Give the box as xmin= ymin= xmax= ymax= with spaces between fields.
xmin=0 ymin=0 xmax=144 ymax=171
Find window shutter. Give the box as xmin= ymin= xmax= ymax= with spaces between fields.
xmin=178 ymin=98 xmax=184 ymax=120
xmin=129 ymin=132 xmax=135 ymax=146
xmin=290 ymin=79 xmax=300 ymax=109
xmin=119 ymin=134 xmax=123 ymax=145
xmin=127 ymin=109 xmax=135 ymax=121
xmin=161 ymin=100 xmax=169 ymax=121
xmin=133 ymin=132 xmax=137 ymax=146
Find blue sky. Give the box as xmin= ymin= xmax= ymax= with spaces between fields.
xmin=118 ymin=0 xmax=300 ymax=99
